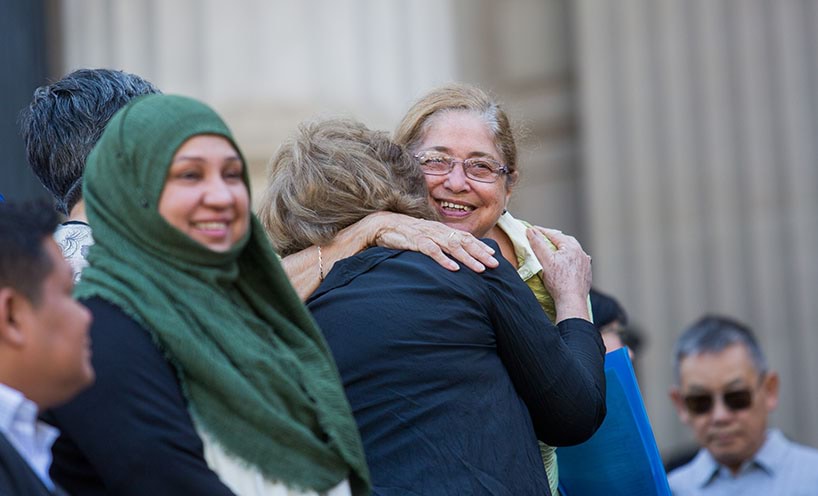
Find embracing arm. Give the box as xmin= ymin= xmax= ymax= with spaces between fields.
xmin=281 ymin=230 xmax=369 ymax=302
xmin=282 ymin=211 xmax=499 ymax=300
xmin=47 ymin=297 xmax=236 ymax=496
xmin=486 ymin=258 xmax=606 ymax=446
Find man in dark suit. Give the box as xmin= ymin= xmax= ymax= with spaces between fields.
xmin=0 ymin=201 xmax=94 ymax=495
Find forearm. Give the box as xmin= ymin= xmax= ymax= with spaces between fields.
xmin=546 ymin=317 xmax=607 ymax=443
xmin=281 ymin=217 xmax=380 ymax=301
xmin=282 ymin=212 xmax=499 ymax=300
xmin=281 ymin=246 xmax=327 ymax=301
xmin=499 ymin=316 xmax=606 ymax=445
xmin=490 ymin=261 xmax=606 ymax=445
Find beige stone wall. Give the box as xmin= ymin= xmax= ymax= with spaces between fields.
xmin=51 ymin=0 xmax=818 ymax=458
xmin=451 ymin=0 xmax=582 ymax=235
xmin=55 ymin=0 xmax=464 ymax=204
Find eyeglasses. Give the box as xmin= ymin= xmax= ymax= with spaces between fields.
xmin=414 ymin=151 xmax=509 ymax=183
xmin=683 ymin=389 xmax=754 ymax=415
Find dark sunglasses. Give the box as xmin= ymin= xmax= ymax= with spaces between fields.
xmin=683 ymin=389 xmax=754 ymax=415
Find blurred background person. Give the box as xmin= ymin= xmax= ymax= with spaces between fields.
xmin=589 ymin=287 xmax=629 ymax=355
xmin=19 ymin=68 xmax=160 ymax=281
xmin=262 ymin=117 xmax=605 ymax=495
xmin=0 ymin=201 xmax=94 ymax=496
xmin=46 ymin=95 xmax=369 ymax=496
xmin=588 ymin=286 xmax=644 ymax=370
xmin=668 ymin=315 xmax=818 ymax=495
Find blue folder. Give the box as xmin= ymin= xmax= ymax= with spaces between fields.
xmin=557 ymin=347 xmax=671 ymax=496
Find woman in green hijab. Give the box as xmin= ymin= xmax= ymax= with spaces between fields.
xmin=46 ymin=94 xmax=370 ymax=496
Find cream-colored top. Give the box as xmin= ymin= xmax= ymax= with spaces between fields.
xmin=496 ymin=211 xmax=595 ymax=322
xmin=496 ymin=211 xmax=554 ymax=282
xmin=198 ymin=427 xmax=352 ymax=496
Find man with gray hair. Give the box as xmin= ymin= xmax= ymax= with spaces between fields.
xmin=19 ymin=68 xmax=160 ymax=281
xmin=667 ymin=315 xmax=818 ymax=495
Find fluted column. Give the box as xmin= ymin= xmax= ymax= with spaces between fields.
xmin=574 ymin=0 xmax=818 ymax=454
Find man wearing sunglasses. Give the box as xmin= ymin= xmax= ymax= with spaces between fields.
xmin=667 ymin=315 xmax=818 ymax=495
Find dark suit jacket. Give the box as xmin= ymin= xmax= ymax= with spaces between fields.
xmin=0 ymin=431 xmax=67 ymax=496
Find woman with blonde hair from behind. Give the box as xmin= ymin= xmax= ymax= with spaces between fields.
xmin=261 ymin=117 xmax=605 ymax=495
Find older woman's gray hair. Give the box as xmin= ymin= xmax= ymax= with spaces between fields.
xmin=394 ymin=83 xmax=519 ymax=188
xmin=673 ymin=315 xmax=767 ymax=383
xmin=259 ymin=118 xmax=437 ymax=256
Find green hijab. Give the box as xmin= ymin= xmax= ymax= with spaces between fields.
xmin=76 ymin=94 xmax=370 ymax=494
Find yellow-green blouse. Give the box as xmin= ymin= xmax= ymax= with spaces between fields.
xmin=496 ymin=211 xmax=595 ymax=496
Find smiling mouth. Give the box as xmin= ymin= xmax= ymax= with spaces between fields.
xmin=193 ymin=221 xmax=229 ymax=232
xmin=439 ymin=200 xmax=474 ymax=214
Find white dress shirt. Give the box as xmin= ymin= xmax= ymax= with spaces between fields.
xmin=0 ymin=383 xmax=59 ymax=491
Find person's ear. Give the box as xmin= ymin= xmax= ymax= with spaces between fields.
xmin=761 ymin=371 xmax=780 ymax=413
xmin=0 ymin=288 xmax=28 ymax=348
xmin=670 ymin=386 xmax=690 ymax=424
xmin=502 ymin=182 xmax=514 ymax=217
xmin=505 ymin=171 xmax=519 ymax=193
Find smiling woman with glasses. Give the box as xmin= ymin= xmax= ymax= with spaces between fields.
xmin=667 ymin=315 xmax=818 ymax=495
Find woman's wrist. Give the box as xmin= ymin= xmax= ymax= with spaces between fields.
xmin=321 ymin=219 xmax=379 ymax=276
xmin=554 ymin=294 xmax=591 ymax=323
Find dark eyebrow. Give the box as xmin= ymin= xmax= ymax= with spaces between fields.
xmin=724 ymin=378 xmax=750 ymax=389
xmin=172 ymin=155 xmax=242 ymax=164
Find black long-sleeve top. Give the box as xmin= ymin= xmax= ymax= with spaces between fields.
xmin=306 ymin=242 xmax=606 ymax=495
xmin=44 ymin=297 xmax=236 ymax=496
